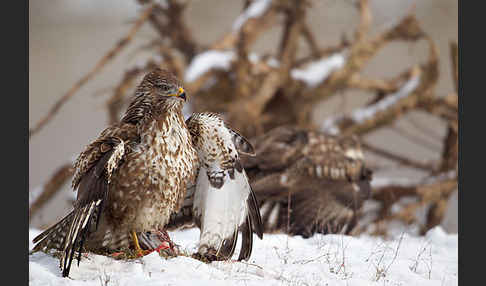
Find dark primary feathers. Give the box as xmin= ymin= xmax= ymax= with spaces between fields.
xmin=32 ymin=126 xmax=134 ymax=277
xmin=240 ymin=126 xmax=372 ymax=238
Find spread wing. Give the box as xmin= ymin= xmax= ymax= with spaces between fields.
xmin=32 ymin=123 xmax=138 ymax=277
xmin=241 ymin=126 xmax=372 ymax=237
xmin=166 ymin=112 xmax=262 ymax=261
xmin=165 ymin=125 xmax=256 ymax=231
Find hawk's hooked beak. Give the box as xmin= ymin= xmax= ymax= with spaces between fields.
xmin=178 ymin=87 xmax=186 ymax=101
xmin=168 ymin=87 xmax=186 ymax=101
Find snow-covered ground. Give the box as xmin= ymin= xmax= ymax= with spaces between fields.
xmin=29 ymin=226 xmax=457 ymax=286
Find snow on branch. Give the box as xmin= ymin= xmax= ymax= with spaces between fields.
xmin=184 ymin=50 xmax=267 ymax=84
xmin=291 ymin=52 xmax=347 ymax=87
xmin=321 ymin=68 xmax=421 ymax=136
xmin=321 ymin=116 xmax=342 ymax=135
xmin=184 ymin=50 xmax=235 ymax=83
xmin=371 ymin=170 xmax=457 ymax=189
xmin=351 ymin=73 xmax=420 ymax=123
xmin=232 ymin=0 xmax=273 ymax=31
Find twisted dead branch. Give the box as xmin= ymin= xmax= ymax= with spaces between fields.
xmin=29 ymin=163 xmax=74 ymax=221
xmin=30 ymin=0 xmax=458 ymax=237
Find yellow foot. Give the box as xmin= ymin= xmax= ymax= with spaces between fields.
xmin=131 ymin=231 xmax=152 ymax=257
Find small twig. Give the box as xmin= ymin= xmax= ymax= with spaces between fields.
xmin=373 ymin=232 xmax=404 ymax=282
xmin=293 ymin=41 xmax=349 ymax=67
xmin=336 ymin=234 xmax=350 ymax=277
xmin=29 ymin=4 xmax=155 ymax=139
xmin=389 ymin=123 xmax=442 ymax=153
xmin=404 ymin=115 xmax=444 ymax=143
xmin=409 ymin=241 xmax=428 ymax=273
xmin=210 ymin=0 xmax=277 ymax=51
xmin=286 ymin=187 xmax=291 ymax=250
xmin=142 ymin=0 xmax=199 ymax=61
xmin=362 ymin=141 xmax=436 ymax=172
xmin=301 ymin=22 xmax=320 ymax=57
xmin=355 ymin=0 xmax=372 ymax=42
xmin=381 ymin=232 xmax=404 ymax=280
xmin=347 ymin=74 xmax=400 ymax=94
xmin=239 ymin=261 xmax=264 ymax=270
xmin=293 ymin=253 xmax=328 ymax=265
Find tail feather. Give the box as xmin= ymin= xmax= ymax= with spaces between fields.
xmin=31 ymin=212 xmax=75 ymax=253
xmin=238 ymin=216 xmax=253 ymax=261
xmin=30 ymin=198 xmax=104 ymax=278
xmin=236 ymin=172 xmax=263 ymax=261
xmin=247 ymin=186 xmax=264 ymax=239
xmin=60 ymin=199 xmax=102 ymax=277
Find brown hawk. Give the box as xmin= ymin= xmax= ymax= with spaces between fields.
xmin=240 ymin=126 xmax=372 ymax=238
xmin=32 ymin=69 xmax=197 ymax=276
xmin=31 ymin=69 xmax=263 ymax=277
xmin=166 ymin=112 xmax=263 ymax=261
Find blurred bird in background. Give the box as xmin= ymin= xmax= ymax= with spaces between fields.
xmin=241 ymin=126 xmax=372 ymax=238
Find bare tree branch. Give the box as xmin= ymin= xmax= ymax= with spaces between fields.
xmin=362 ymin=141 xmax=437 ymax=172
xmin=29 ymin=164 xmax=74 ymax=221
xmin=29 ymin=4 xmax=156 ymax=139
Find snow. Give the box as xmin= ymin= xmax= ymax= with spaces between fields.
xmin=248 ymin=52 xmax=260 ymax=63
xmin=350 ymin=74 xmax=420 ymax=124
xmin=184 ymin=51 xmax=267 ymax=83
xmin=371 ymin=170 xmax=457 ymax=189
xmin=422 ymin=170 xmax=457 ymax=184
xmin=291 ymin=53 xmax=346 ymax=88
xmin=184 ymin=50 xmax=235 ymax=83
xmin=321 ymin=116 xmax=342 ymax=135
xmin=267 ymin=57 xmax=280 ymax=68
xmin=232 ymin=0 xmax=273 ymax=31
xmin=321 ymin=73 xmax=420 ymax=135
xmin=370 ymin=177 xmax=419 ymax=189
xmin=29 ymin=226 xmax=457 ymax=285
